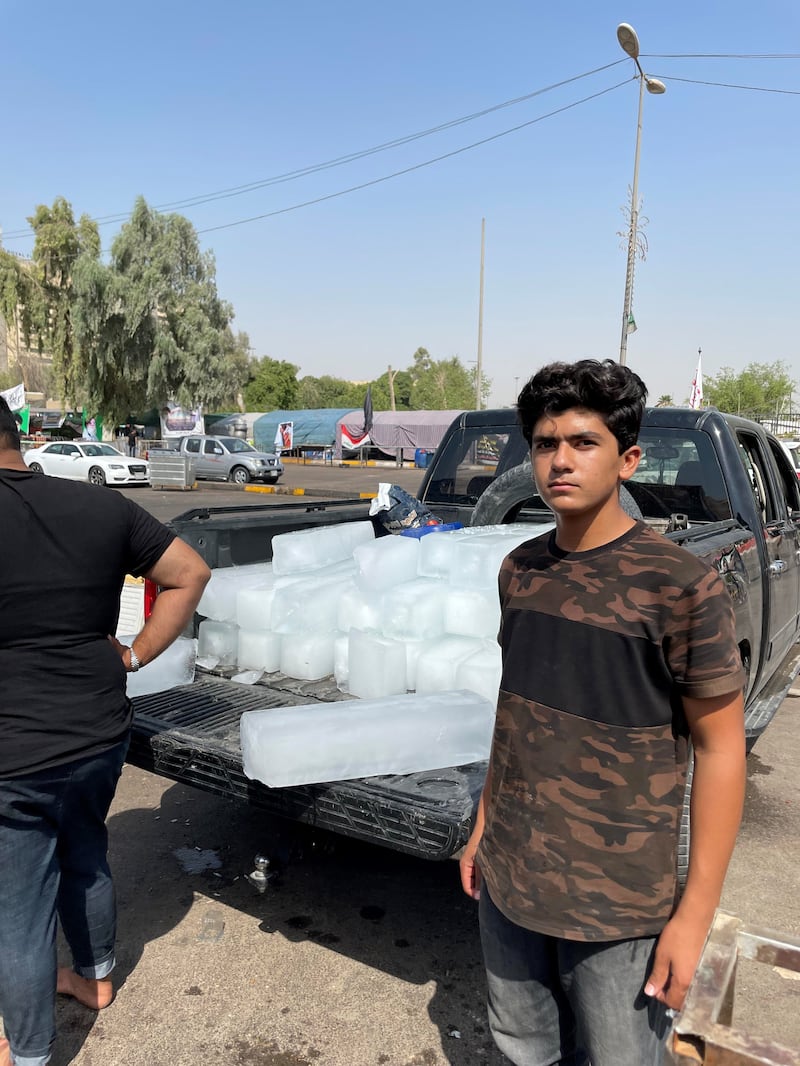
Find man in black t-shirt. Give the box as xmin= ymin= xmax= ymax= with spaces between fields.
xmin=0 ymin=397 xmax=210 ymax=1066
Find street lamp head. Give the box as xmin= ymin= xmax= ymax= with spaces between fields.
xmin=617 ymin=23 xmax=640 ymax=60
xmin=646 ymin=77 xmax=667 ymax=95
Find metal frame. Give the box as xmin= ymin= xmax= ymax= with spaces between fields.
xmin=669 ymin=910 xmax=800 ymax=1065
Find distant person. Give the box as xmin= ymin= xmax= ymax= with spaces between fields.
xmin=127 ymin=425 xmax=138 ymax=456
xmin=0 ymin=395 xmax=210 ymax=1066
xmin=459 ymin=359 xmax=746 ymax=1066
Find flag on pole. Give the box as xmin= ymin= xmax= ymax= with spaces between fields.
xmin=0 ymin=382 xmax=25 ymax=411
xmin=626 ymin=312 xmax=637 ymax=335
xmin=689 ymin=354 xmax=704 ymax=409
xmin=362 ymin=385 xmax=374 ymax=435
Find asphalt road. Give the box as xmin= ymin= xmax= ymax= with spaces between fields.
xmin=117 ymin=460 xmax=427 ymax=524
xmin=35 ymin=466 xmax=800 ymax=1063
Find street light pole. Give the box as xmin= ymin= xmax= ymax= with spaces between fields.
xmin=617 ymin=23 xmax=665 ymax=366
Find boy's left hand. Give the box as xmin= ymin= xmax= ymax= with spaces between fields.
xmin=645 ymin=914 xmax=710 ymax=1012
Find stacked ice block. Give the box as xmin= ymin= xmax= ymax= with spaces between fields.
xmin=196 ymin=518 xmax=554 ymax=705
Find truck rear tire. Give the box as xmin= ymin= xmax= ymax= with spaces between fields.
xmin=469 ymin=461 xmax=644 ymax=526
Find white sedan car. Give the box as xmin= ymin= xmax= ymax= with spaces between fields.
xmin=24 ymin=441 xmax=150 ymax=486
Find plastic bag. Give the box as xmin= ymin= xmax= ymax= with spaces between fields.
xmin=369 ymin=483 xmax=441 ymax=533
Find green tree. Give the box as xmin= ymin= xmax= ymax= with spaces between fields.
xmin=99 ymin=197 xmax=248 ymax=423
xmin=0 ymin=198 xmax=102 ymax=407
xmin=410 ymin=354 xmax=479 ymax=410
xmin=297 ymin=375 xmax=364 ymax=409
xmin=243 ymin=356 xmax=300 ymax=410
xmin=656 ymin=394 xmax=674 ymax=407
xmin=371 ymin=366 xmax=413 ymax=411
xmin=704 ymin=361 xmax=795 ymax=419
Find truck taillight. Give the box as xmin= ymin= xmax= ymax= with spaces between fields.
xmin=143 ymin=578 xmax=159 ymax=620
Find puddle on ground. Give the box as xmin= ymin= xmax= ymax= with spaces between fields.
xmin=173 ymin=846 xmax=222 ymax=873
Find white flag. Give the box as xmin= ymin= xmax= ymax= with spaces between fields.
xmin=689 ymin=355 xmax=703 ymax=409
xmin=0 ymin=383 xmax=25 ymax=411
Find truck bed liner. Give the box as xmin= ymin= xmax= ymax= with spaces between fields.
xmin=128 ymin=677 xmax=485 ymax=860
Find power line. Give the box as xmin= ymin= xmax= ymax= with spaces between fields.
xmin=0 ymin=60 xmax=626 ymax=241
xmin=655 ymin=74 xmax=800 ymax=94
xmin=196 ymin=79 xmax=630 ymax=235
xmin=645 ymin=52 xmax=800 ymax=59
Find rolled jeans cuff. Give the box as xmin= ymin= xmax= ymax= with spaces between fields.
xmin=74 ymin=949 xmax=115 ymax=981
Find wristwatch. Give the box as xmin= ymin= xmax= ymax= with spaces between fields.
xmin=128 ymin=647 xmax=142 ymax=672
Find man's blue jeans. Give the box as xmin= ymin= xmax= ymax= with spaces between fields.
xmin=479 ymin=885 xmax=672 ymax=1066
xmin=0 ymin=739 xmax=128 ymax=1066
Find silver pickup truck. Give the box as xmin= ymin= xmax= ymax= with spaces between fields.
xmin=176 ymin=434 xmax=284 ymax=484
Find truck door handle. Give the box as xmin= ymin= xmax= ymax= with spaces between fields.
xmin=769 ymin=560 xmax=787 ymax=575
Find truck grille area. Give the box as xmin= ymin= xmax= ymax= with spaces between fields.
xmin=128 ymin=678 xmax=485 ymax=860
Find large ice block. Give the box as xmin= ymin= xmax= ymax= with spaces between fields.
xmin=443 ymin=587 xmax=501 ymax=638
xmin=454 ymin=641 xmax=502 ymax=706
xmin=272 ymin=567 xmax=355 ymax=634
xmin=197 ymin=619 xmax=239 ymax=666
xmin=121 ymin=635 xmax=197 ymax=698
xmin=236 ymin=585 xmax=277 ymax=630
xmin=238 ymin=629 xmax=282 ymax=673
xmin=334 ymin=634 xmax=350 ymax=689
xmin=347 ymin=629 xmax=407 ymax=699
xmin=271 ymin=521 xmax=374 ymax=576
xmin=197 ymin=563 xmax=273 ymax=622
xmin=241 ymin=689 xmax=496 ymax=787
xmin=415 ymin=636 xmax=485 ymax=693
xmin=405 ymin=639 xmax=426 ymax=692
xmin=380 ymin=578 xmax=448 ymax=641
xmin=449 ymin=532 xmax=536 ymax=590
xmin=417 ymin=526 xmax=479 ymax=579
xmin=279 ymin=633 xmax=336 ymax=680
xmin=353 ymin=535 xmax=419 ymax=594
xmin=336 ymin=580 xmax=382 ymax=633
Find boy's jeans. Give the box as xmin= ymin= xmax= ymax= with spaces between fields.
xmin=479 ymin=884 xmax=672 ymax=1066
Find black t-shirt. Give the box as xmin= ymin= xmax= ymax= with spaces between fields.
xmin=0 ymin=467 xmax=175 ymax=776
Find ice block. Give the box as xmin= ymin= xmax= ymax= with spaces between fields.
xmin=122 ymin=636 xmax=197 ymax=698
xmin=240 ymin=689 xmax=496 ymax=787
xmin=271 ymin=521 xmax=374 ymax=576
xmin=347 ymin=629 xmax=407 ymax=699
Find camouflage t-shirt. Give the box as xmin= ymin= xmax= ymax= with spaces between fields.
xmin=477 ymin=521 xmax=744 ymax=942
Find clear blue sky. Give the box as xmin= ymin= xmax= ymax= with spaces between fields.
xmin=2 ymin=1 xmax=798 ymax=407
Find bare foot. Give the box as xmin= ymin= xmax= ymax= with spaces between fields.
xmin=0 ymin=1037 xmax=10 ymax=1066
xmin=57 ymin=968 xmax=114 ymax=1010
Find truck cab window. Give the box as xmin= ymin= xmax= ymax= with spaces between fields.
xmin=737 ymin=434 xmax=773 ymax=524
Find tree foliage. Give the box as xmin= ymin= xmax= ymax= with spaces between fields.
xmin=409 ymin=351 xmax=484 ymax=410
xmin=0 ymin=196 xmax=251 ymax=425
xmin=704 ymin=361 xmax=796 ymax=418
xmin=296 ymin=374 xmax=364 ymax=409
xmin=243 ymin=356 xmax=300 ymax=410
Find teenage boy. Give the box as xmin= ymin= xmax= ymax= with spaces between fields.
xmin=459 ymin=359 xmax=746 ymax=1066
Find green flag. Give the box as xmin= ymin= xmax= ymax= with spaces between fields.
xmin=18 ymin=405 xmax=30 ymax=434
xmin=627 ymin=312 xmax=637 ymax=335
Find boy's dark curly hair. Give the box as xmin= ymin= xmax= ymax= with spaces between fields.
xmin=517 ymin=359 xmax=648 ymax=453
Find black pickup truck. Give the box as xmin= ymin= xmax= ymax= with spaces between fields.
xmin=126 ymin=407 xmax=800 ymax=867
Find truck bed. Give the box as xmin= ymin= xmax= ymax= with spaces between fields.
xmin=128 ymin=674 xmax=486 ymax=860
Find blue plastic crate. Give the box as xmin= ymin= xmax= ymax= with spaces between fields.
xmin=399 ymin=522 xmax=463 ymax=539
